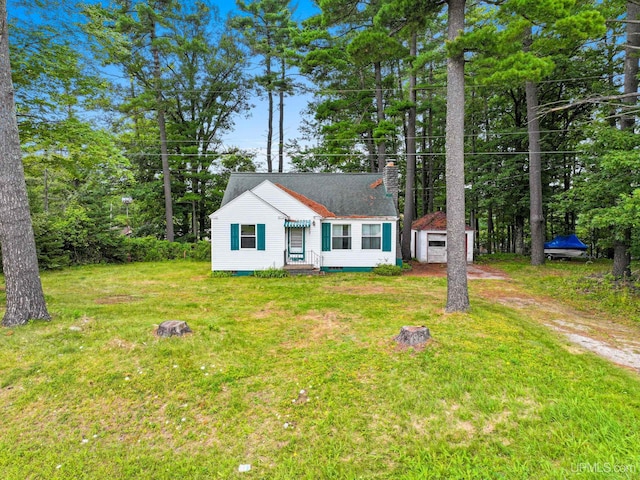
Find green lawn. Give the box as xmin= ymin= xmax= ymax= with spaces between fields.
xmin=1 ymin=260 xmax=639 ymax=479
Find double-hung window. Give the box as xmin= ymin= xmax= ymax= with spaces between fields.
xmin=231 ymin=223 xmax=265 ymax=250
xmin=240 ymin=224 xmax=256 ymax=248
xmin=332 ymin=224 xmax=351 ymax=249
xmin=362 ymin=224 xmax=382 ymax=249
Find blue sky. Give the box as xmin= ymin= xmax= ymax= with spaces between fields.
xmin=212 ymin=0 xmax=321 ymax=170
xmin=8 ymin=0 xmax=321 ymax=171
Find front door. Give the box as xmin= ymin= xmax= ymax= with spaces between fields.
xmin=287 ymin=228 xmax=305 ymax=262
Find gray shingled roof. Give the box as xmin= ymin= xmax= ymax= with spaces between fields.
xmin=221 ymin=173 xmax=398 ymax=217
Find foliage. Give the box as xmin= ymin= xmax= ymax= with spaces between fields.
xmin=211 ymin=270 xmax=232 ymax=278
xmin=123 ymin=237 xmax=210 ymax=263
xmin=253 ymin=267 xmax=290 ymax=278
xmin=495 ymin=256 xmax=640 ymax=321
xmin=7 ymin=0 xmax=640 ymax=277
xmin=0 ymin=262 xmax=639 ymax=477
xmin=372 ymin=263 xmax=403 ymax=276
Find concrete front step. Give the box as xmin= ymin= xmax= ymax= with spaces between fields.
xmin=284 ymin=264 xmax=321 ymax=275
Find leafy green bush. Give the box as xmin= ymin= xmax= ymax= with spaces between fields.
xmin=253 ymin=267 xmax=289 ymax=278
xmin=123 ymin=237 xmax=210 ymax=262
xmin=32 ymin=213 xmax=70 ymax=270
xmin=372 ymin=264 xmax=403 ymax=276
xmin=211 ymin=270 xmax=232 ymax=278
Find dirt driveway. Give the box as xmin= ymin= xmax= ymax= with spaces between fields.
xmin=406 ymin=262 xmax=640 ymax=373
xmin=406 ymin=262 xmax=509 ymax=280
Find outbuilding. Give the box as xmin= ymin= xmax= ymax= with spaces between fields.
xmin=410 ymin=211 xmax=474 ymax=263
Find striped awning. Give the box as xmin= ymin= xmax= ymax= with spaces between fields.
xmin=284 ymin=220 xmax=311 ymax=228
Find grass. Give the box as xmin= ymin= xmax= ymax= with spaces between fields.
xmin=0 ymin=260 xmax=639 ymax=479
xmin=478 ymin=255 xmax=640 ymax=323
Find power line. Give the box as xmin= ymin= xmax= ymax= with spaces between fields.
xmin=118 ymin=150 xmax=582 ymax=157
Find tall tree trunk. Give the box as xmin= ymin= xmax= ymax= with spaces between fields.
xmin=0 ymin=2 xmax=50 ymax=326
xmin=487 ymin=204 xmax=494 ymax=254
xmin=402 ymin=34 xmax=417 ymax=260
xmin=420 ymin=116 xmax=427 ymax=215
xmin=151 ymin=23 xmax=174 ymax=242
xmin=266 ymin=55 xmax=274 ymax=173
xmin=613 ymin=0 xmax=640 ymax=277
xmin=424 ymin=64 xmax=435 ymax=214
xmin=445 ymin=0 xmax=470 ymax=313
xmin=525 ymin=77 xmax=544 ymax=265
xmin=374 ymin=61 xmax=386 ymax=172
xmin=613 ymin=230 xmax=632 ymax=277
xmin=514 ymin=215 xmax=525 ymax=254
xmin=278 ymin=57 xmax=285 ymax=173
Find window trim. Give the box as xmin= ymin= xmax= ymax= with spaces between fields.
xmin=331 ymin=224 xmax=352 ymax=250
xmin=361 ymin=223 xmax=382 ymax=250
xmin=240 ymin=224 xmax=257 ymax=249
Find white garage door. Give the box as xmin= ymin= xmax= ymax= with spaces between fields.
xmin=427 ymin=234 xmax=447 ymax=263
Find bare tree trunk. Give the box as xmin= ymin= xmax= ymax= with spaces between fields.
xmin=613 ymin=1 xmax=640 ymax=277
xmin=374 ymin=61 xmax=386 ymax=172
xmin=487 ymin=204 xmax=494 ymax=254
xmin=0 ymin=2 xmax=50 ymax=326
xmin=525 ymin=78 xmax=545 ymax=265
xmin=523 ymin=27 xmax=544 ymax=264
xmin=402 ymin=34 xmax=417 ymax=260
xmin=425 ymin=65 xmax=435 ymax=213
xmin=445 ymin=0 xmax=470 ymax=313
xmin=151 ymin=23 xmax=174 ymax=242
xmin=266 ymin=55 xmax=274 ymax=172
xmin=613 ymin=230 xmax=632 ymax=278
xmin=278 ymin=57 xmax=285 ymax=173
xmin=420 ymin=118 xmax=427 ymax=215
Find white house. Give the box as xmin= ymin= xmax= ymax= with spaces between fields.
xmin=411 ymin=211 xmax=474 ymax=263
xmin=209 ymin=167 xmax=400 ymax=275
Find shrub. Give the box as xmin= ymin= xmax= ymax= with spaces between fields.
xmin=211 ymin=270 xmax=233 ymax=278
xmin=123 ymin=237 xmax=211 ymax=262
xmin=253 ymin=267 xmax=289 ymax=278
xmin=373 ymin=264 xmax=403 ymax=276
xmin=32 ymin=213 xmax=70 ymax=270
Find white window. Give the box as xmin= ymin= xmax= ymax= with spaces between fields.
xmin=362 ymin=224 xmax=382 ymax=249
xmin=332 ymin=224 xmax=351 ymax=249
xmin=241 ymin=224 xmax=256 ymax=249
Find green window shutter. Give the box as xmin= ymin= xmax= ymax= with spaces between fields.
xmin=230 ymin=224 xmax=239 ymax=251
xmin=382 ymin=222 xmax=392 ymax=252
xmin=257 ymin=224 xmax=266 ymax=251
xmin=322 ymin=223 xmax=331 ymax=251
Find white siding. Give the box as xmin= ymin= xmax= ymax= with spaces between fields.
xmin=210 ymin=192 xmax=286 ymax=271
xmin=252 ymin=181 xmax=324 ymax=262
xmin=252 ymin=181 xmax=320 ymax=220
xmin=412 ymin=230 xmax=475 ymax=263
xmin=321 ymin=219 xmax=397 ymax=268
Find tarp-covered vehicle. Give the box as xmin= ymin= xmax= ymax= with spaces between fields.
xmin=544 ymin=234 xmax=588 ymax=259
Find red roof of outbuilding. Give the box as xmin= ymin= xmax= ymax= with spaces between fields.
xmin=412 ymin=211 xmax=473 ymax=231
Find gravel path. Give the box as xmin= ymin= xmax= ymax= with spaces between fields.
xmin=406 ymin=262 xmax=640 ymax=373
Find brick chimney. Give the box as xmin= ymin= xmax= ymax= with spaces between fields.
xmin=383 ymin=161 xmax=399 ymax=207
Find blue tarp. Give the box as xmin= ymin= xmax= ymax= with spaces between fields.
xmin=544 ymin=234 xmax=587 ymax=250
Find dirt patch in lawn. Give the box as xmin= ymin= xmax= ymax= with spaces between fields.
xmin=479 ymin=287 xmax=640 ymax=373
xmin=282 ymin=310 xmax=358 ymax=348
xmin=325 ymin=285 xmax=404 ymax=295
xmin=406 ymin=262 xmax=640 ymax=373
xmin=404 ymin=262 xmax=509 ymax=280
xmin=95 ymin=295 xmax=140 ymax=304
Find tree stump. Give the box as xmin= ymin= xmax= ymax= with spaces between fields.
xmin=394 ymin=326 xmax=430 ymax=347
xmin=157 ymin=320 xmax=192 ymax=337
